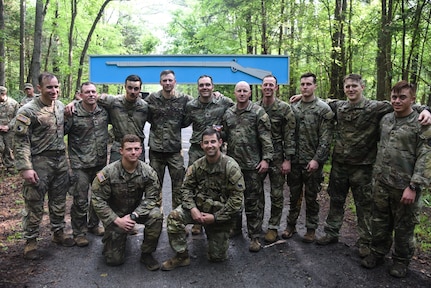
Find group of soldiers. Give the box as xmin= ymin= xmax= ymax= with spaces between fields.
xmin=1 ymin=70 xmax=430 ymax=278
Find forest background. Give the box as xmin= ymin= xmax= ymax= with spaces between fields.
xmin=1 ymin=0 xmax=431 ymax=104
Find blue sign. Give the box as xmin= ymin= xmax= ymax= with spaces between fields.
xmin=89 ymin=55 xmax=289 ymax=85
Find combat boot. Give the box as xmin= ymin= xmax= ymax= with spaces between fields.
xmin=316 ymin=234 xmax=338 ymax=245
xmin=249 ymin=238 xmax=261 ymax=252
xmin=358 ymin=245 xmax=371 ymax=258
xmin=52 ymin=230 xmax=75 ymax=247
xmin=389 ymin=261 xmax=408 ymax=278
xmin=281 ymin=225 xmax=296 ymax=239
xmin=74 ymin=235 xmax=89 ymax=247
xmin=23 ymin=239 xmax=40 ymax=260
xmin=302 ymin=228 xmax=315 ymax=243
xmin=264 ymin=229 xmax=278 ymax=243
xmin=88 ymin=226 xmax=105 ymax=236
xmin=361 ymin=253 xmax=384 ymax=269
xmin=140 ymin=252 xmax=160 ymax=271
xmin=161 ymin=251 xmax=191 ymax=271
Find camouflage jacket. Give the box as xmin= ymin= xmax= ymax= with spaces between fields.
xmin=14 ymin=97 xmax=66 ymax=171
xmin=181 ymin=154 xmax=244 ymax=223
xmin=0 ymin=97 xmax=19 ymax=129
xmin=222 ymin=101 xmax=274 ymax=170
xmin=64 ymin=101 xmax=109 ymax=169
xmin=97 ymin=94 xmax=148 ymax=143
xmin=256 ymin=98 xmax=296 ymax=161
xmin=183 ymin=94 xmax=234 ymax=145
xmin=291 ymin=97 xmax=334 ymax=165
xmin=374 ymin=111 xmax=431 ymax=189
xmin=20 ymin=95 xmax=39 ymax=106
xmin=91 ymin=160 xmax=162 ymax=227
xmin=146 ymin=90 xmax=193 ymax=152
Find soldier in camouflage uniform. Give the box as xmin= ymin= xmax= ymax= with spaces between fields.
xmin=183 ymin=75 xmax=234 ymax=235
xmin=283 ymin=72 xmax=334 ymax=243
xmin=161 ymin=128 xmax=244 ymax=270
xmin=20 ymin=83 xmax=38 ymax=106
xmin=222 ymin=81 xmax=274 ymax=252
xmin=91 ymin=134 xmax=162 ymax=270
xmin=255 ymin=75 xmax=296 ymax=244
xmin=14 ymin=72 xmax=75 ymax=260
xmin=146 ymin=70 xmax=193 ymax=209
xmin=361 ymin=80 xmax=431 ymax=278
xmin=316 ymin=74 xmax=431 ymax=258
xmin=97 ymin=75 xmax=148 ymax=163
xmin=0 ymin=86 xmax=19 ymax=174
xmin=64 ymin=82 xmax=109 ymax=247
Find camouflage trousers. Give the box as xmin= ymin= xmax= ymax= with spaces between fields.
xmin=287 ymin=164 xmax=323 ymax=229
xmin=0 ymin=131 xmax=14 ymax=168
xmin=69 ymin=167 xmax=104 ymax=237
xmin=22 ymin=153 xmax=69 ymax=240
xmin=232 ymin=170 xmax=264 ymax=239
xmin=187 ymin=143 xmax=205 ymax=167
xmin=102 ymin=207 xmax=163 ymax=266
xmin=167 ymin=206 xmax=231 ymax=261
xmin=149 ymin=150 xmax=185 ymax=209
xmin=263 ymin=158 xmax=286 ymax=230
xmin=370 ymin=181 xmax=420 ymax=264
xmin=324 ymin=162 xmax=373 ymax=247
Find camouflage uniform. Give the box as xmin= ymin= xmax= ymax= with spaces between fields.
xmin=64 ymin=101 xmax=109 ymax=237
xmin=256 ymin=98 xmax=296 ymax=230
xmin=0 ymin=96 xmax=19 ymax=169
xmin=14 ymin=97 xmax=69 ymax=240
xmin=222 ymin=101 xmax=274 ymax=239
xmin=166 ymin=154 xmax=244 ymax=261
xmin=323 ymin=99 xmax=394 ymax=248
xmin=287 ymin=98 xmax=334 ymax=230
xmin=370 ymin=111 xmax=431 ymax=264
xmin=91 ymin=160 xmax=163 ymax=266
xmin=20 ymin=95 xmax=38 ymax=106
xmin=183 ymin=94 xmax=234 ymax=166
xmin=146 ymin=90 xmax=193 ymax=209
xmin=97 ymin=94 xmax=148 ymax=162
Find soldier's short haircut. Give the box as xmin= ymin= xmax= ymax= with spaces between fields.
xmin=343 ymin=74 xmax=364 ymax=85
xmin=80 ymin=81 xmax=96 ymax=90
xmin=125 ymin=75 xmax=142 ymax=86
xmin=263 ymin=74 xmax=277 ymax=85
xmin=160 ymin=70 xmax=175 ymax=79
xmin=0 ymin=86 xmax=7 ymax=94
xmin=38 ymin=72 xmax=56 ymax=86
xmin=202 ymin=128 xmax=221 ymax=141
xmin=300 ymin=72 xmax=317 ymax=84
xmin=197 ymin=75 xmax=213 ymax=84
xmin=391 ymin=80 xmax=416 ymax=97
xmin=121 ymin=134 xmax=142 ymax=148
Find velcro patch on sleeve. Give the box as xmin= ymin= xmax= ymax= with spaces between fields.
xmin=16 ymin=114 xmax=31 ymax=125
xmin=96 ymin=171 xmax=107 ymax=183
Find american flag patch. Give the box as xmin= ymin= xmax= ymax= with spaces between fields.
xmin=97 ymin=171 xmax=106 ymax=183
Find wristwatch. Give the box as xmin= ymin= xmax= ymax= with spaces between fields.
xmin=409 ymin=183 xmax=421 ymax=193
xmin=130 ymin=212 xmax=138 ymax=221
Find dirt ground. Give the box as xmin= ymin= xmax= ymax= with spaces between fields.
xmin=1 ymin=173 xmax=430 ymax=287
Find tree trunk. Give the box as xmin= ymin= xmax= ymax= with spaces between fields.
xmin=376 ymin=0 xmax=393 ymax=101
xmin=260 ymin=0 xmax=268 ymax=54
xmin=0 ymin=0 xmax=5 ymax=86
xmin=67 ymin=0 xmax=77 ymax=99
xmin=76 ymin=0 xmax=112 ymax=91
xmin=19 ymin=0 xmax=25 ymax=89
xmin=29 ymin=0 xmax=49 ymax=86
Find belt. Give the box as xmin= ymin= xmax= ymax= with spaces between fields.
xmin=36 ymin=150 xmax=65 ymax=157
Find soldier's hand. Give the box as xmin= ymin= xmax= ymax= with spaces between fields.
xmin=290 ymin=94 xmax=302 ymax=103
xmin=21 ymin=169 xmax=39 ymax=184
xmin=114 ymin=215 xmax=136 ymax=232
xmin=64 ymin=102 xmax=76 ymax=116
xmin=418 ymin=109 xmax=431 ymax=125
xmin=0 ymin=125 xmax=8 ymax=132
xmin=306 ymin=160 xmax=319 ymax=172
xmin=191 ymin=207 xmax=204 ymax=224
xmin=400 ymin=187 xmax=416 ymax=205
xmin=256 ymin=160 xmax=269 ymax=174
xmin=201 ymin=213 xmax=215 ymax=224
xmin=281 ymin=159 xmax=291 ymax=175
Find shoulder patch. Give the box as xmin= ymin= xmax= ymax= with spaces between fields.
xmin=96 ymin=171 xmax=107 ymax=183
xmin=16 ymin=114 xmax=31 ymax=125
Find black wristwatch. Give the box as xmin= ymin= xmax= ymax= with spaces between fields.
xmin=409 ymin=183 xmax=421 ymax=193
xmin=130 ymin=212 xmax=138 ymax=221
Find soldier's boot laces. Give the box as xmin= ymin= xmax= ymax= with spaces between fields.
xmin=52 ymin=230 xmax=75 ymax=247
xmin=302 ymin=229 xmax=316 ymax=243
xmin=140 ymin=253 xmax=160 ymax=271
xmin=264 ymin=229 xmax=278 ymax=243
xmin=316 ymin=234 xmax=338 ymax=245
xmin=389 ymin=261 xmax=408 ymax=278
xmin=249 ymin=238 xmax=261 ymax=252
xmin=191 ymin=224 xmax=203 ymax=235
xmin=161 ymin=251 xmax=191 ymax=271
xmin=23 ymin=239 xmax=40 ymax=260
xmin=361 ymin=253 xmax=384 ymax=269
xmin=74 ymin=235 xmax=89 ymax=247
